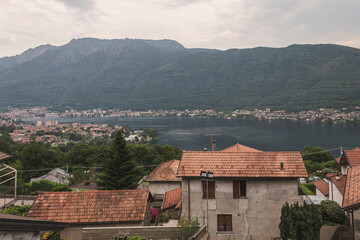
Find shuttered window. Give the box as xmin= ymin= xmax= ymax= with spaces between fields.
xmin=202 ymin=180 xmax=215 ymax=199
xmin=233 ymin=180 xmax=246 ymax=198
xmin=217 ymin=214 xmax=232 ymax=232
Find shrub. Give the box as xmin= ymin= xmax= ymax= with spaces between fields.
xmin=319 ymin=200 xmax=347 ymax=224
xmin=0 ymin=205 xmax=31 ymax=216
xmin=299 ymin=184 xmax=315 ymax=195
xmin=177 ymin=216 xmax=199 ymax=239
xmin=22 ymin=180 xmax=71 ymax=195
xmin=279 ymin=202 xmax=322 ymax=240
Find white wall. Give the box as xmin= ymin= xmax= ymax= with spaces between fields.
xmin=315 ymin=188 xmax=328 ymax=201
xmin=148 ymin=181 xmax=181 ymax=196
xmin=181 ymin=178 xmax=299 ymax=240
xmin=328 ymin=181 xmax=343 ymax=207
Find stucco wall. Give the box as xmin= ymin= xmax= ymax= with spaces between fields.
xmin=182 ymin=178 xmax=299 ymax=240
xmin=315 ymin=188 xmax=327 ymax=201
xmin=149 ymin=181 xmax=181 ymax=196
xmin=0 ymin=231 xmax=40 ymax=240
xmin=328 ymin=181 xmax=343 ymax=207
xmin=354 ymin=208 xmax=360 ymax=240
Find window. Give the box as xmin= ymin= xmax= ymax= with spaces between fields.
xmin=202 ymin=180 xmax=215 ymax=198
xmin=217 ymin=214 xmax=232 ymax=232
xmin=233 ymin=180 xmax=246 ymax=198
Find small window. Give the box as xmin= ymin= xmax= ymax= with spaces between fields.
xmin=233 ymin=180 xmax=246 ymax=198
xmin=217 ymin=214 xmax=232 ymax=232
xmin=202 ymin=180 xmax=215 ymax=199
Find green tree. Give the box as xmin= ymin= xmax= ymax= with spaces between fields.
xmin=319 ymin=200 xmax=347 ymax=224
xmin=301 ymin=146 xmax=334 ymax=163
xmin=97 ymin=131 xmax=140 ymax=190
xmin=65 ymin=143 xmax=96 ymax=166
xmin=279 ymin=202 xmax=322 ymax=240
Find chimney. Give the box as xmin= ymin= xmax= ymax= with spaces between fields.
xmin=335 ymin=172 xmax=340 ymax=180
xmin=203 ymin=148 xmax=207 ymax=151
xmin=280 ymin=162 xmax=284 ymax=170
xmin=212 ymin=140 xmax=216 ymax=151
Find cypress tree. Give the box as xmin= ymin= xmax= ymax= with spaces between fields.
xmin=97 ymin=131 xmax=139 ymax=190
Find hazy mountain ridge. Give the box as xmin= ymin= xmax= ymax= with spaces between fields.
xmin=0 ymin=38 xmax=360 ymax=110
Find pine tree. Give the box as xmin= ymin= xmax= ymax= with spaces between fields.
xmin=97 ymin=131 xmax=140 ymax=190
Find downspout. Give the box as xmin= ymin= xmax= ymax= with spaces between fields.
xmin=188 ymin=178 xmax=191 ymax=218
xmin=352 ymin=210 xmax=354 ymax=240
xmin=331 ymin=181 xmax=333 ymax=201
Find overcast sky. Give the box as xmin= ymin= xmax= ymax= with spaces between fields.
xmin=0 ymin=0 xmax=359 ymax=57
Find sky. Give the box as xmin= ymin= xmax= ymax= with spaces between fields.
xmin=0 ymin=0 xmax=359 ymax=57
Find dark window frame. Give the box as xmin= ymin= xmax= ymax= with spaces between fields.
xmin=217 ymin=214 xmax=232 ymax=232
xmin=202 ymin=180 xmax=215 ymax=199
xmin=233 ymin=180 xmax=246 ymax=198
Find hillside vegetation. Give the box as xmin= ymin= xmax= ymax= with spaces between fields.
xmin=1 ymin=38 xmax=360 ymax=110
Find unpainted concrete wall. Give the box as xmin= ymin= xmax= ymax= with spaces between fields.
xmin=315 ymin=188 xmax=327 ymax=201
xmin=182 ymin=178 xmax=299 ymax=240
xmin=0 ymin=231 xmax=40 ymax=240
xmin=328 ymin=181 xmax=343 ymax=206
xmin=149 ymin=181 xmax=181 ymax=196
xmin=355 ymin=208 xmax=360 ymax=240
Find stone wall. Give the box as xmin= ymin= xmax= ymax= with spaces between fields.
xmin=182 ymin=178 xmax=299 ymax=240
xmin=0 ymin=231 xmax=40 ymax=240
xmin=82 ymin=226 xmax=181 ymax=240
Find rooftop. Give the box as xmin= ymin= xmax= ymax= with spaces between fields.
xmin=162 ymin=187 xmax=182 ymax=210
xmin=313 ymin=180 xmax=329 ymax=196
xmin=177 ymin=151 xmax=308 ymax=178
xmin=27 ymin=189 xmax=151 ymax=224
xmin=220 ymin=143 xmax=262 ymax=152
xmin=0 ymin=151 xmax=11 ymax=161
xmin=329 ymin=174 xmax=346 ymax=195
xmin=146 ymin=160 xmax=181 ymax=182
xmin=343 ymin=165 xmax=360 ymax=209
xmin=344 ymin=148 xmax=360 ymax=167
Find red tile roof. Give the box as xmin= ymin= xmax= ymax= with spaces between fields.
xmin=344 ymin=148 xmax=360 ymax=167
xmin=220 ymin=143 xmax=262 ymax=152
xmin=343 ymin=165 xmax=360 ymax=209
xmin=313 ymin=180 xmax=329 ymax=196
xmin=146 ymin=160 xmax=181 ymax=182
xmin=162 ymin=187 xmax=182 ymax=210
xmin=0 ymin=151 xmax=11 ymax=161
xmin=177 ymin=151 xmax=308 ymax=178
xmin=27 ymin=189 xmax=150 ymax=224
xmin=330 ymin=174 xmax=346 ymax=195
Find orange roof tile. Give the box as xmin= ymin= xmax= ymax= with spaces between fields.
xmin=162 ymin=187 xmax=182 ymax=210
xmin=27 ymin=189 xmax=150 ymax=224
xmin=343 ymin=165 xmax=360 ymax=209
xmin=313 ymin=180 xmax=329 ymax=196
xmin=177 ymin=151 xmax=308 ymax=178
xmin=146 ymin=160 xmax=181 ymax=182
xmin=220 ymin=143 xmax=262 ymax=152
xmin=330 ymin=174 xmax=346 ymax=195
xmin=344 ymin=148 xmax=360 ymax=167
xmin=0 ymin=151 xmax=11 ymax=161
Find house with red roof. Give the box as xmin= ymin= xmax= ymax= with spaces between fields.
xmin=161 ymin=187 xmax=182 ymax=219
xmin=27 ymin=189 xmax=152 ymax=238
xmin=313 ymin=179 xmax=329 ymax=200
xmin=177 ymin=149 xmax=308 ymax=240
xmin=144 ymin=160 xmax=181 ymax=200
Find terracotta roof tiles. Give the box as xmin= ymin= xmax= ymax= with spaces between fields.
xmin=177 ymin=151 xmax=308 ymax=178
xmin=146 ymin=160 xmax=181 ymax=182
xmin=313 ymin=180 xmax=329 ymax=196
xmin=343 ymin=165 xmax=360 ymax=209
xmin=330 ymin=174 xmax=346 ymax=195
xmin=220 ymin=143 xmax=261 ymax=152
xmin=162 ymin=187 xmax=182 ymax=210
xmin=344 ymin=148 xmax=360 ymax=167
xmin=27 ymin=189 xmax=150 ymax=224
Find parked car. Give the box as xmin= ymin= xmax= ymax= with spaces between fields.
xmin=299 ymin=178 xmax=306 ymax=184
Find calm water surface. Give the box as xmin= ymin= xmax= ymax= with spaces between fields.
xmin=24 ymin=117 xmax=360 ymax=152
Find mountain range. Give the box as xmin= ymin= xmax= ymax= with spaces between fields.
xmin=1 ymin=38 xmax=360 ymax=111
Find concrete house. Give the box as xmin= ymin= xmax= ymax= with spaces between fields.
xmin=177 ymin=150 xmax=308 ymax=240
xmin=30 ymin=167 xmax=70 ymax=184
xmin=343 ymin=165 xmax=360 ymax=240
xmin=27 ymin=189 xmax=152 ymax=239
xmin=145 ymin=159 xmax=181 ymax=199
xmin=313 ymin=179 xmax=329 ymax=201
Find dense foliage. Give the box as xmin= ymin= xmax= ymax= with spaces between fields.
xmin=20 ymin=180 xmax=71 ymax=195
xmin=279 ymin=202 xmax=322 ymax=240
xmin=301 ymin=145 xmax=340 ymax=176
xmin=0 ymin=129 xmax=181 ymax=193
xmin=319 ymin=200 xmax=347 ymax=225
xmin=97 ymin=131 xmax=140 ymax=190
xmin=0 ymin=205 xmax=31 ymax=216
xmin=1 ymin=38 xmax=360 ymax=111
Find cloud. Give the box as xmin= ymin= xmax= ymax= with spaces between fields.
xmin=0 ymin=0 xmax=360 ymax=57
